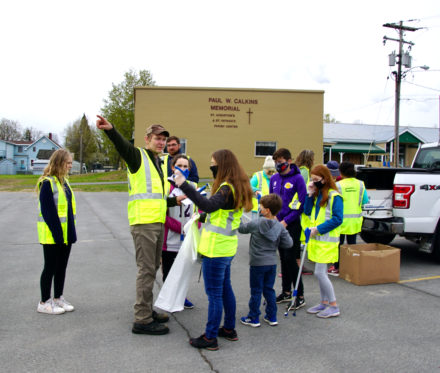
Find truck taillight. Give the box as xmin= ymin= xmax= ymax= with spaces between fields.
xmin=393 ymin=184 xmax=415 ymax=209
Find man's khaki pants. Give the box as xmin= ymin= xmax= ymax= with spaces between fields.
xmin=130 ymin=223 xmax=164 ymax=324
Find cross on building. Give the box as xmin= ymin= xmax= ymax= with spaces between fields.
xmin=246 ymin=108 xmax=253 ymax=125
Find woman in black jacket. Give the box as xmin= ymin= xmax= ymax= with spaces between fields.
xmin=36 ymin=149 xmax=76 ymax=315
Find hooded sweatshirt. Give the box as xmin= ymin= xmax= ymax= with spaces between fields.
xmin=239 ymin=217 xmax=293 ymax=266
xmin=269 ymin=163 xmax=306 ymax=225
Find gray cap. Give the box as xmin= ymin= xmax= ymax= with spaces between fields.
xmin=145 ymin=124 xmax=169 ymax=137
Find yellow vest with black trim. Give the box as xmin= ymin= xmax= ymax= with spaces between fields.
xmin=307 ymin=189 xmax=341 ymax=263
xmin=198 ymin=182 xmax=243 ymax=257
xmin=251 ymin=170 xmax=270 ymax=213
xmin=37 ymin=176 xmax=76 ymax=244
xmin=127 ymin=148 xmax=170 ymax=225
xmin=336 ymin=178 xmax=364 ymax=235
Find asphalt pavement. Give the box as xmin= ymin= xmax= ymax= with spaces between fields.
xmin=1 ymin=192 xmax=439 ymax=373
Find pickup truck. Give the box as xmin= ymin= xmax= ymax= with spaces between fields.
xmin=357 ymin=142 xmax=440 ymax=261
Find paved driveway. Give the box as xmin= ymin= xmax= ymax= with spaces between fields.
xmin=1 ymin=192 xmax=439 ymax=372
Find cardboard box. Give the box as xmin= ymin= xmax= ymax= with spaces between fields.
xmin=339 ymin=243 xmax=400 ymax=285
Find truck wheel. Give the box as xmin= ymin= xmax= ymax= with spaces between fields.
xmin=360 ymin=231 xmax=396 ymax=245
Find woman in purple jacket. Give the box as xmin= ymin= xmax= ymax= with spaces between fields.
xmin=269 ymin=148 xmax=307 ymax=309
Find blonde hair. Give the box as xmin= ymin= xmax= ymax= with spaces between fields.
xmin=295 ymin=149 xmax=314 ymax=170
xmin=37 ymin=149 xmax=72 ymax=187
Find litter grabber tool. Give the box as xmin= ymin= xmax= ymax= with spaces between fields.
xmin=285 ymin=227 xmax=311 ymax=317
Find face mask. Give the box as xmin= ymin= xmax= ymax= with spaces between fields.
xmin=210 ymin=165 xmax=218 ymax=178
xmin=276 ymin=162 xmax=289 ymax=173
xmin=313 ymin=180 xmax=324 ymax=189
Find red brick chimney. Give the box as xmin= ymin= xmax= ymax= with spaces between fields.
xmin=49 ymin=133 xmax=52 ymax=140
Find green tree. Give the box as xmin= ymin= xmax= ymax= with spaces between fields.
xmin=22 ymin=126 xmax=43 ymax=141
xmin=64 ymin=115 xmax=98 ymax=170
xmin=100 ymin=69 xmax=155 ymax=166
xmin=0 ymin=118 xmax=22 ymax=141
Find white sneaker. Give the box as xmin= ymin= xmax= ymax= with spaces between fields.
xmin=37 ymin=299 xmax=65 ymax=315
xmin=53 ymin=296 xmax=75 ymax=312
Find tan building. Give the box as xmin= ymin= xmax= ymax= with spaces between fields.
xmin=134 ymin=86 xmax=324 ymax=178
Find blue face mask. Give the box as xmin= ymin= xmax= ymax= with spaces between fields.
xmin=276 ymin=162 xmax=289 ymax=173
xmin=175 ymin=166 xmax=190 ymax=179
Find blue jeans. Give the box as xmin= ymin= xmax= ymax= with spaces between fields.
xmin=248 ymin=265 xmax=277 ymax=320
xmin=202 ymin=256 xmax=236 ymax=339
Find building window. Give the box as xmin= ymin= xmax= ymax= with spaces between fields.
xmin=33 ymin=147 xmax=36 ymax=152
xmin=164 ymin=139 xmax=187 ymax=154
xmin=18 ymin=146 xmax=23 ymax=153
xmin=255 ymin=141 xmax=276 ymax=157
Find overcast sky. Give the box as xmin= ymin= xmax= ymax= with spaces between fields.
xmin=1 ymin=0 xmax=439 ymax=141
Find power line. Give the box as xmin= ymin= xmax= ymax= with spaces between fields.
xmin=402 ymin=80 xmax=440 ymax=92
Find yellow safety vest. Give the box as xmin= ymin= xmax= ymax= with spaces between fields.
xmin=286 ymin=191 xmax=306 ymax=243
xmin=251 ymin=170 xmax=270 ymax=213
xmin=299 ymin=165 xmax=310 ymax=184
xmin=336 ymin=178 xmax=364 ymax=235
xmin=37 ymin=176 xmax=76 ymax=244
xmin=127 ymin=148 xmax=170 ymax=225
xmin=306 ymin=189 xmax=341 ymax=263
xmin=198 ymin=182 xmax=243 ymax=258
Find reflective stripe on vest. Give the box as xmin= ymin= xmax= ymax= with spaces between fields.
xmin=37 ymin=176 xmax=76 ymax=244
xmin=127 ymin=148 xmax=169 ymax=225
xmin=198 ymin=182 xmax=243 ymax=257
xmin=336 ymin=178 xmax=364 ymax=235
xmin=205 ymin=210 xmax=238 ymax=236
xmin=307 ymin=189 xmax=341 ymax=263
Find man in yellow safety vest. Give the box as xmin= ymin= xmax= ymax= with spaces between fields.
xmin=96 ymin=115 xmax=185 ymax=335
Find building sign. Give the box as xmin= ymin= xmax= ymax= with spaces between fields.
xmin=208 ymin=97 xmax=258 ymax=129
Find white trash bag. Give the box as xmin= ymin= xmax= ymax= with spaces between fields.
xmin=154 ymin=213 xmax=200 ymax=313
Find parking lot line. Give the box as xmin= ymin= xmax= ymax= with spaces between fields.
xmin=398 ymin=275 xmax=440 ymax=284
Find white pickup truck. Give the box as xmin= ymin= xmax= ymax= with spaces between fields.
xmin=358 ymin=142 xmax=440 ymax=261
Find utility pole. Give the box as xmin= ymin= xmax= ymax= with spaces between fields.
xmin=383 ymin=21 xmax=420 ymax=167
xmin=80 ymin=114 xmax=86 ymax=174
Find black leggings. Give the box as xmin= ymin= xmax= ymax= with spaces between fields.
xmin=279 ymin=220 xmax=304 ymax=297
xmin=40 ymin=244 xmax=72 ymax=302
xmin=161 ymin=250 xmax=178 ymax=282
xmin=334 ymin=234 xmax=357 ymax=269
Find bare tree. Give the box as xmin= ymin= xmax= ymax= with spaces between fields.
xmin=0 ymin=118 xmax=22 ymax=141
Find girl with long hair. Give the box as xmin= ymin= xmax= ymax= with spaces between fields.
xmin=295 ymin=149 xmax=314 ymax=184
xmin=36 ymin=149 xmax=77 ymax=315
xmin=303 ymin=164 xmax=343 ymax=318
xmin=174 ymin=149 xmax=253 ymax=350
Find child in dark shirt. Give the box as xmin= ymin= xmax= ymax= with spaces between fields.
xmin=238 ymin=194 xmax=293 ymax=327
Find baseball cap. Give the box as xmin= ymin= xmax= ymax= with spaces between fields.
xmin=326 ymin=160 xmax=340 ymax=177
xmin=145 ymin=124 xmax=169 ymax=137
